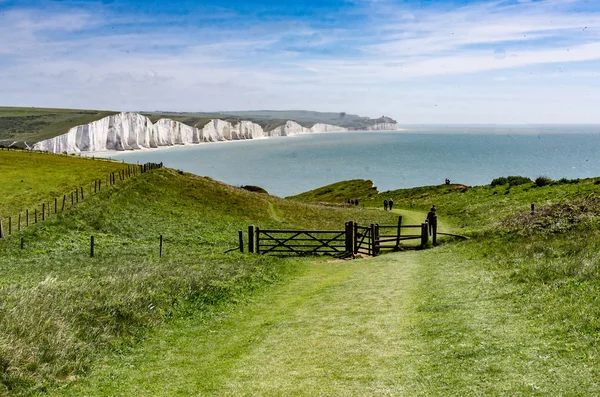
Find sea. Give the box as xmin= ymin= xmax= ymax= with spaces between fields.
xmin=99 ymin=125 xmax=600 ymax=197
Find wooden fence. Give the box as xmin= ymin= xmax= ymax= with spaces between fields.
xmin=245 ymin=216 xmax=438 ymax=257
xmin=0 ymin=161 xmax=163 ymax=239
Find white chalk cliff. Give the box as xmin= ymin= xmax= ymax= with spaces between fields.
xmin=33 ymin=112 xmax=350 ymax=154
xmin=365 ymin=122 xmax=401 ymax=131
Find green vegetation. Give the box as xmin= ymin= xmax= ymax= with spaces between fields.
xmin=3 ymin=153 xmax=600 ymax=395
xmin=490 ymin=175 xmax=532 ymax=187
xmin=0 ymin=149 xmax=129 ymax=221
xmin=0 ymin=107 xmax=118 ymax=144
xmin=286 ymin=179 xmax=378 ymax=203
xmin=0 ymin=151 xmax=397 ymax=395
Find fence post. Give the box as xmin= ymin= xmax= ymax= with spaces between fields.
xmin=35 ymin=209 xmax=37 ymax=223
xmin=71 ymin=192 xmax=74 ymax=205
xmin=353 ymin=222 xmax=358 ymax=254
xmin=42 ymin=204 xmax=45 ymax=221
xmin=370 ymin=224 xmax=375 ymax=256
xmin=75 ymin=189 xmax=79 ymax=203
xmin=255 ymin=226 xmax=260 ymax=254
xmin=374 ymin=224 xmax=380 ymax=256
xmin=239 ymin=230 xmax=244 ymax=253
xmin=531 ymin=203 xmax=535 ymax=213
xmin=396 ymin=216 xmax=402 ymax=249
xmin=421 ymin=223 xmax=428 ymax=247
xmin=90 ymin=236 xmax=94 ymax=257
xmin=159 ymin=235 xmax=163 ymax=257
xmin=0 ymin=220 xmax=3 ymax=239
xmin=62 ymin=195 xmax=66 ymax=211
xmin=54 ymin=198 xmax=57 ymax=214
xmin=81 ymin=187 xmax=84 ymax=200
xmin=18 ymin=213 xmax=21 ymax=231
xmin=248 ymin=225 xmax=255 ymax=253
xmin=345 ymin=221 xmax=354 ymax=253
xmin=432 ymin=215 xmax=437 ymax=246
xmin=8 ymin=217 xmax=11 ymax=235
xmin=26 ymin=209 xmax=29 ymax=226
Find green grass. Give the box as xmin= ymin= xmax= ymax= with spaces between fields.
xmin=0 ymin=149 xmax=130 ymax=221
xmin=0 ymin=107 xmax=118 ymax=143
xmin=0 ymin=153 xmax=398 ymax=395
xmin=286 ymin=179 xmax=379 ymax=203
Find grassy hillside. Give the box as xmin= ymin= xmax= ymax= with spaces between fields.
xmin=0 ymin=151 xmax=398 ymax=395
xmin=0 ymin=149 xmax=130 ymax=221
xmin=0 ymin=107 xmax=118 ymax=144
xmin=286 ymin=179 xmax=379 ymax=203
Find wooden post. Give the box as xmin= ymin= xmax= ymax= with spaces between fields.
xmin=18 ymin=213 xmax=21 ymax=232
xmin=396 ymin=216 xmax=403 ymax=249
xmin=345 ymin=221 xmax=354 ymax=253
xmin=531 ymin=203 xmax=535 ymax=213
xmin=35 ymin=209 xmax=37 ymax=223
xmin=248 ymin=226 xmax=254 ymax=253
xmin=353 ymin=223 xmax=359 ymax=254
xmin=370 ymin=224 xmax=375 ymax=256
xmin=26 ymin=209 xmax=29 ymax=226
xmin=374 ymin=224 xmax=380 ymax=256
xmin=54 ymin=198 xmax=57 ymax=214
xmin=81 ymin=186 xmax=84 ymax=200
xmin=90 ymin=236 xmax=94 ymax=257
xmin=71 ymin=192 xmax=74 ymax=205
xmin=255 ymin=226 xmax=260 ymax=254
xmin=432 ymin=215 xmax=438 ymax=246
xmin=94 ymin=180 xmax=97 ymax=193
xmin=42 ymin=203 xmax=45 ymax=221
xmin=0 ymin=220 xmax=3 ymax=239
xmin=239 ymin=230 xmax=244 ymax=253
xmin=62 ymin=195 xmax=66 ymax=211
xmin=8 ymin=217 xmax=11 ymax=235
xmin=421 ymin=223 xmax=428 ymax=247
xmin=76 ymin=189 xmax=79 ymax=203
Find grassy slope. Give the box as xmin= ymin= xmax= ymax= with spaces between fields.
xmin=0 ymin=107 xmax=118 ymax=143
xmin=0 ymin=152 xmax=398 ymax=395
xmin=0 ymin=149 xmax=130 ymax=221
xmin=286 ymin=179 xmax=379 ymax=203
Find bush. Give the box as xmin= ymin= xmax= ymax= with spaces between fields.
xmin=491 ymin=176 xmax=532 ymax=187
xmin=535 ymin=176 xmax=553 ymax=187
xmin=490 ymin=177 xmax=508 ymax=187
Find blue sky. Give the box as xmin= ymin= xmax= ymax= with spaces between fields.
xmin=1 ymin=0 xmax=599 ymax=123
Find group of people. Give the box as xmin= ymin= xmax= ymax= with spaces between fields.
xmin=445 ymin=178 xmax=451 ymax=185
xmin=383 ymin=198 xmax=394 ymax=211
xmin=347 ymin=199 xmax=359 ymax=205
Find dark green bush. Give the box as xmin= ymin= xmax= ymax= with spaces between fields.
xmin=535 ymin=176 xmax=553 ymax=187
xmin=490 ymin=177 xmax=508 ymax=187
xmin=491 ymin=176 xmax=532 ymax=187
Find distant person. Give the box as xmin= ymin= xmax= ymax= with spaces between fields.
xmin=355 ymin=199 xmax=359 ymax=206
xmin=445 ymin=178 xmax=450 ymax=185
xmin=427 ymin=205 xmax=437 ymax=234
xmin=383 ymin=199 xmax=388 ymax=211
xmin=350 ymin=199 xmax=354 ymax=205
xmin=389 ymin=198 xmax=394 ymax=210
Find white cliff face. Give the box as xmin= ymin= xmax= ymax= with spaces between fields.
xmin=32 ymin=112 xmax=352 ymax=153
xmin=365 ymin=123 xmax=400 ymax=131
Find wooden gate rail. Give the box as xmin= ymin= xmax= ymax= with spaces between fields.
xmin=248 ymin=225 xmax=353 ymax=256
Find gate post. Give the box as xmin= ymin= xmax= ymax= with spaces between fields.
xmin=353 ymin=222 xmax=358 ymax=254
xmin=345 ymin=221 xmax=354 ymax=253
xmin=370 ymin=224 xmax=375 ymax=256
xmin=421 ymin=222 xmax=428 ymax=247
xmin=432 ymin=215 xmax=437 ymax=246
xmin=396 ymin=216 xmax=402 ymax=249
xmin=374 ymin=224 xmax=380 ymax=256
xmin=248 ymin=225 xmax=255 ymax=253
xmin=255 ymin=226 xmax=261 ymax=254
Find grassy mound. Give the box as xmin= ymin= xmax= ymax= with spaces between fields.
xmin=286 ymin=179 xmax=378 ymax=203
xmin=0 ymin=152 xmax=398 ymax=394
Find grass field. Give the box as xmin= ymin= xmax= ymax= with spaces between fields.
xmin=2 ymin=149 xmax=600 ymax=395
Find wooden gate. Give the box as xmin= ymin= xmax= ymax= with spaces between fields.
xmin=249 ymin=223 xmax=353 ymax=256
xmin=354 ymin=223 xmax=376 ymax=256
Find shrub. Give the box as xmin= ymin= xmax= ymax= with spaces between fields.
xmin=490 ymin=177 xmax=508 ymax=187
xmin=507 ymin=176 xmax=533 ymax=186
xmin=535 ymin=176 xmax=553 ymax=187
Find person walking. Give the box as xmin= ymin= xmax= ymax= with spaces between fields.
xmin=383 ymin=199 xmax=388 ymax=211
xmin=388 ymin=198 xmax=394 ymax=211
xmin=427 ymin=205 xmax=437 ymax=234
